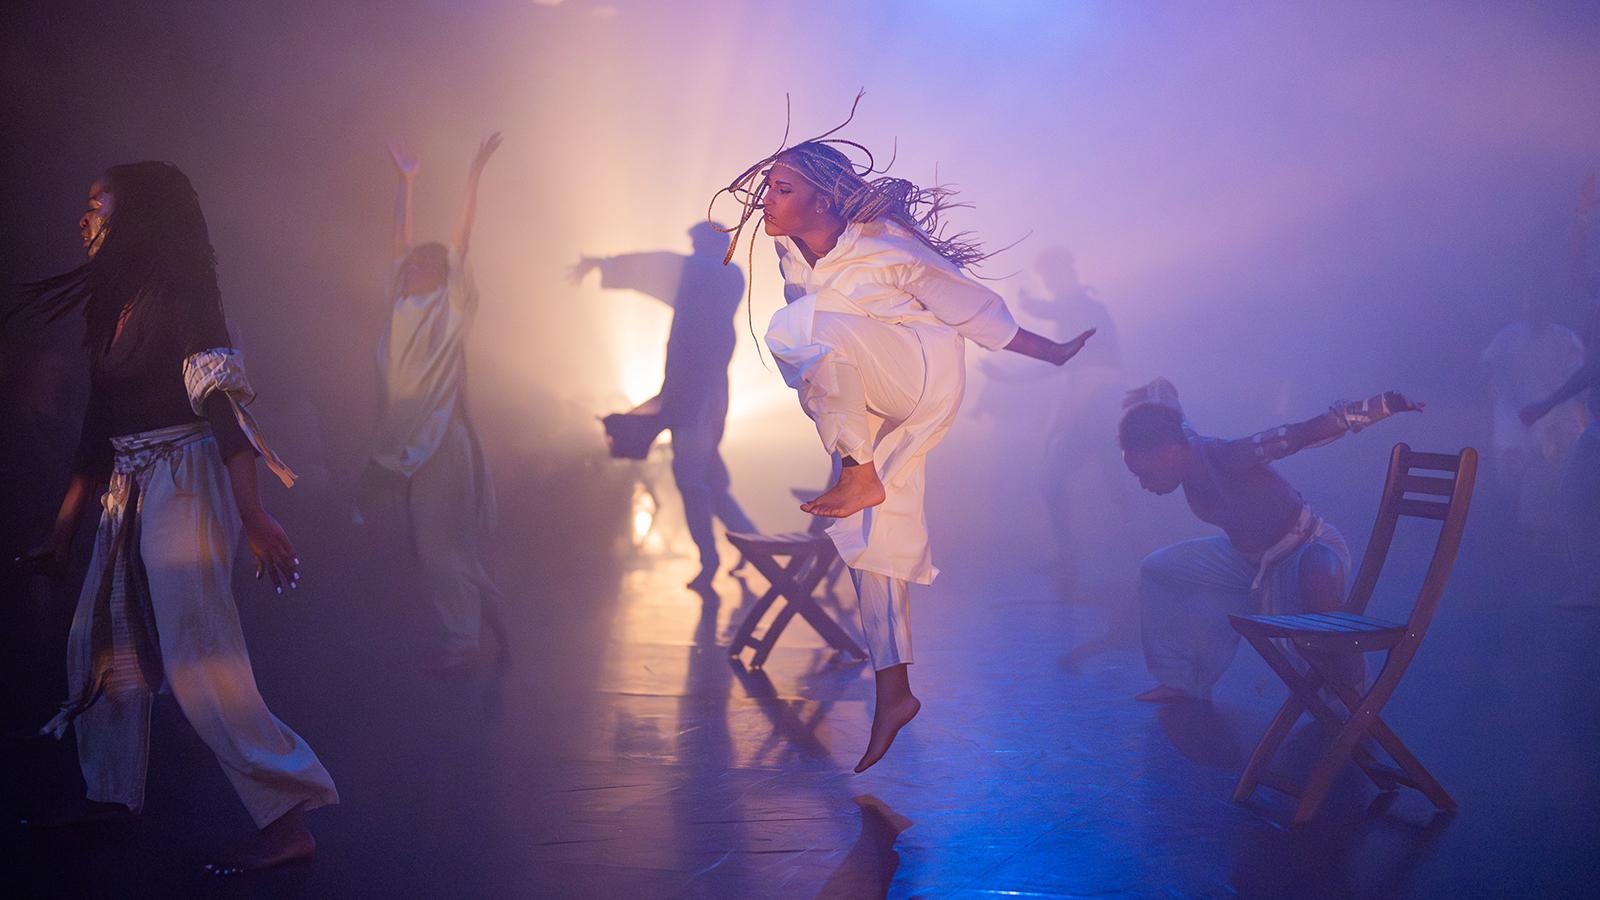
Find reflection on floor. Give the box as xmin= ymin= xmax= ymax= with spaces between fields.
xmin=6 ymin=484 xmax=1599 ymax=898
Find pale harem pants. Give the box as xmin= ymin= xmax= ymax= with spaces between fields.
xmin=406 ymin=416 xmax=499 ymax=653
xmin=63 ymin=423 xmax=338 ymax=827
xmin=1138 ymin=528 xmax=1351 ymax=699
xmin=785 ymin=312 xmax=963 ymax=669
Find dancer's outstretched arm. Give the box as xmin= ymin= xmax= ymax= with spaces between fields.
xmin=1004 ymin=326 xmax=1096 ymax=366
xmin=569 ymin=251 xmax=682 ymax=305
xmin=387 ymin=143 xmax=419 ymax=261
xmin=453 ymin=132 xmax=502 ymax=261
xmin=1222 ymin=392 xmax=1425 ymax=465
xmin=1522 ymin=359 xmax=1599 ymax=426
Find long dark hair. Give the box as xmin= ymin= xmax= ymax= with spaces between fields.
xmin=11 ymin=161 xmax=223 ymax=352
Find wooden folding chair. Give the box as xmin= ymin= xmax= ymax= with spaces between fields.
xmin=725 ymin=530 xmax=867 ymax=670
xmin=790 ymin=487 xmax=849 ymax=596
xmin=1229 ymin=443 xmax=1478 ymax=826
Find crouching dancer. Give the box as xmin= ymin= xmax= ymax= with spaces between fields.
xmin=1120 ymin=377 xmax=1423 ymax=702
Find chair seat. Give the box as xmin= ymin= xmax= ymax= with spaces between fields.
xmin=1230 ymin=610 xmax=1406 ymax=646
xmin=724 ymin=531 xmax=833 ymax=556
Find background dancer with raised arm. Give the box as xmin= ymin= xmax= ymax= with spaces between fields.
xmin=12 ymin=161 xmax=337 ymax=874
xmin=1119 ymin=377 xmax=1424 ymax=703
xmin=572 ymin=221 xmax=760 ymax=589
xmin=712 ymin=102 xmax=1095 ymax=772
xmin=1521 ymin=173 xmax=1600 ymax=607
xmin=358 ymin=134 xmax=506 ymax=673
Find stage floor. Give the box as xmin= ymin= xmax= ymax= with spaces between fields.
xmin=6 ymin=488 xmax=1598 ymax=898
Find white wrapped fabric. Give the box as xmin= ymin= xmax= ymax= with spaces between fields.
xmin=183 ymin=347 xmax=298 ymax=487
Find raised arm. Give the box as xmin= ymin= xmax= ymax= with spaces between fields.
xmin=569 ymin=252 xmax=685 ymax=306
xmin=453 ymin=132 xmax=503 ymax=261
xmin=1224 ymin=391 xmax=1425 ymax=465
xmin=388 ymin=143 xmax=419 ymax=261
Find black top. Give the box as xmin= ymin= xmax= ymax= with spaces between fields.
xmin=74 ymin=292 xmax=253 ymax=479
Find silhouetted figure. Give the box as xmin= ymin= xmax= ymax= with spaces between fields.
xmin=982 ymin=247 xmax=1125 ymax=593
xmin=1120 ymin=377 xmax=1423 ymax=702
xmin=574 ymin=221 xmax=759 ymax=589
xmin=12 ymin=162 xmax=336 ymax=874
xmin=1522 ymin=174 xmax=1600 ymax=606
xmin=358 ymin=134 xmax=505 ymax=673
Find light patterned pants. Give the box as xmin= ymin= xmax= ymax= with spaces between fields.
xmin=852 ymin=569 xmax=913 ymax=670
xmin=1139 ymin=530 xmax=1350 ymax=699
xmin=66 ymin=424 xmax=338 ymax=828
xmin=407 ymin=418 xmax=498 ymax=653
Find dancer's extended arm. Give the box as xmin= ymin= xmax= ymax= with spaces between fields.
xmin=1222 ymin=392 xmax=1425 ymax=465
xmin=388 ymin=143 xmax=419 ymax=261
xmin=453 ymin=133 xmax=502 ymax=262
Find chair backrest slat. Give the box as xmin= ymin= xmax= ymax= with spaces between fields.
xmin=1401 ymin=450 xmax=1461 ymax=473
xmin=1398 ymin=473 xmax=1456 ymax=497
xmin=1395 ymin=498 xmax=1450 ymax=520
xmin=1345 ymin=442 xmax=1477 ymax=642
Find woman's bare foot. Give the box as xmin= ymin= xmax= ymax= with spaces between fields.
xmin=1134 ymin=684 xmax=1192 ymax=703
xmin=204 ymin=805 xmax=315 ymax=876
xmin=802 ymin=462 xmax=886 ymax=518
xmin=854 ymin=664 xmax=920 ymax=773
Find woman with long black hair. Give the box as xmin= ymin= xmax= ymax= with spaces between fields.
xmin=14 ymin=161 xmax=337 ymax=874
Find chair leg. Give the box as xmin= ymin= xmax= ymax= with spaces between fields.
xmin=1364 ymin=718 xmax=1456 ymax=811
xmin=1235 ymin=692 xmax=1305 ymax=802
xmin=1293 ymin=709 xmax=1377 ymax=826
xmin=1321 ymin=674 xmax=1456 ymax=811
xmin=729 ymin=586 xmax=781 ymax=658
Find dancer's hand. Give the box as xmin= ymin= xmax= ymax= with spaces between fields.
xmin=1048 ymin=328 xmax=1096 ymax=366
xmin=14 ymin=540 xmax=69 ymax=578
xmin=568 ymin=256 xmax=601 ymax=284
xmin=1380 ymin=391 xmax=1426 ymax=415
xmin=242 ymin=509 xmax=300 ymax=594
xmin=388 ymin=143 xmax=420 ymax=180
xmin=469 ymin=132 xmax=503 ymax=177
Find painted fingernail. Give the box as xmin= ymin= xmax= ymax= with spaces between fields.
xmin=276 ymin=586 xmax=283 ymax=594
xmin=293 ymin=558 xmax=300 ymax=565
xmin=291 ymin=582 xmax=298 ymax=590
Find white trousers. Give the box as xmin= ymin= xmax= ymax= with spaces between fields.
xmin=407 ymin=417 xmax=498 ymax=652
xmin=778 ymin=311 xmax=964 ymax=585
xmin=851 ymin=568 xmax=913 ymax=670
xmin=65 ymin=424 xmax=338 ymax=828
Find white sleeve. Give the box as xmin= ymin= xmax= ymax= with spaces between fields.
xmin=894 ymin=242 xmax=1019 ymax=351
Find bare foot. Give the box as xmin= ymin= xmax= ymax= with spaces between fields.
xmin=1134 ymin=684 xmax=1192 ymax=703
xmin=854 ymin=694 xmax=920 ymax=773
xmin=802 ymin=462 xmax=886 ymax=519
xmin=853 ymin=795 xmax=913 ymax=836
xmin=204 ymin=806 xmax=315 ymax=876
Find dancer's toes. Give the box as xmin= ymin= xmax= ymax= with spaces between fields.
xmin=1134 ymin=684 xmax=1191 ymax=703
xmin=802 ymin=465 xmax=886 ymax=519
xmin=854 ymin=695 xmax=920 ymax=773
